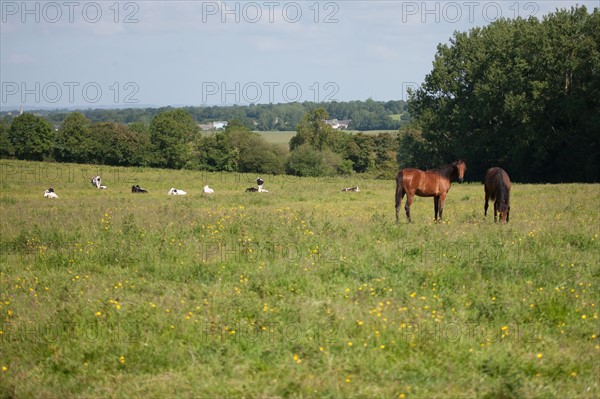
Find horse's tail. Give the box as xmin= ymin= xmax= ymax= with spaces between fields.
xmin=395 ymin=171 xmax=404 ymax=209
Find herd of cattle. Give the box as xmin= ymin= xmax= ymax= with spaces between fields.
xmin=42 ymin=176 xmax=269 ymax=199
xmin=42 ymin=176 xmax=358 ymax=199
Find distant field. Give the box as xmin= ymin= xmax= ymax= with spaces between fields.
xmin=1 ymin=160 xmax=598 ymax=397
xmin=255 ymin=130 xmax=400 ymax=146
xmin=200 ymin=130 xmax=399 ymax=148
xmin=255 ymin=131 xmax=297 ymax=145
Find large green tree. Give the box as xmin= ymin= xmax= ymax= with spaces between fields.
xmin=0 ymin=118 xmax=14 ymax=158
xmin=150 ymin=109 xmax=198 ymax=169
xmin=87 ymin=122 xmax=152 ymax=166
xmin=55 ymin=112 xmax=93 ymax=163
xmin=218 ymin=121 xmax=285 ymax=174
xmin=406 ymin=6 xmax=599 ymax=182
xmin=8 ymin=113 xmax=55 ymax=161
xmin=345 ymin=133 xmax=375 ymax=173
xmin=289 ymin=108 xmax=347 ymax=152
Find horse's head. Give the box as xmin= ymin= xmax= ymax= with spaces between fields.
xmin=498 ymin=202 xmax=510 ymax=224
xmin=454 ymin=160 xmax=467 ymax=182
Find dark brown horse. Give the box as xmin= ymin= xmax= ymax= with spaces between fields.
xmin=484 ymin=167 xmax=511 ymax=223
xmin=395 ymin=160 xmax=467 ymax=224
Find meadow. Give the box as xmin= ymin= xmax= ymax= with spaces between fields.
xmin=255 ymin=131 xmax=297 ymax=145
xmin=0 ymin=159 xmax=598 ymax=398
xmin=255 ymin=130 xmax=400 ymax=146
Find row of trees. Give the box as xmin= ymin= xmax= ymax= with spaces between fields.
xmin=0 ymin=109 xmax=398 ymax=177
xmin=3 ymin=99 xmax=409 ymax=132
xmin=402 ymin=6 xmax=599 ymax=182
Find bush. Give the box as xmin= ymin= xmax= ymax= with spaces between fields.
xmin=187 ymin=121 xmax=287 ymax=174
xmin=286 ymin=144 xmax=347 ymax=177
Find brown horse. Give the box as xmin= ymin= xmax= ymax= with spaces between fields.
xmin=484 ymin=167 xmax=511 ymax=223
xmin=395 ymin=160 xmax=466 ymax=224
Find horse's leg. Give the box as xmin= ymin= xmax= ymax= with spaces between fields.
xmin=484 ymin=191 xmax=490 ymax=217
xmin=396 ymin=194 xmax=405 ymax=225
xmin=433 ymin=196 xmax=440 ymax=223
xmin=493 ymin=200 xmax=498 ymax=223
xmin=438 ymin=192 xmax=447 ymax=222
xmin=405 ymin=194 xmax=414 ymax=223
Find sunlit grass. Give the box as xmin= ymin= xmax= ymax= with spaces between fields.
xmin=1 ymin=160 xmax=598 ymax=397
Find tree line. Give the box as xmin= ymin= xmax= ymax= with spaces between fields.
xmin=0 ymin=108 xmax=399 ymax=178
xmin=1 ymin=99 xmax=409 ymax=132
xmin=401 ymin=5 xmax=599 ymax=182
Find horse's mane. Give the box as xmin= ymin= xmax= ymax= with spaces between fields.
xmin=428 ymin=161 xmax=461 ymax=179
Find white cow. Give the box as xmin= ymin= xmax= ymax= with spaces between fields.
xmin=168 ymin=188 xmax=187 ymax=195
xmin=203 ymin=185 xmax=214 ymax=194
xmin=44 ymin=188 xmax=58 ymax=198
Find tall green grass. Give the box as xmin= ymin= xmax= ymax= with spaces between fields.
xmin=1 ymin=160 xmax=598 ymax=397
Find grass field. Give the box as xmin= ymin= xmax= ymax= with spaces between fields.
xmin=1 ymin=160 xmax=598 ymax=398
xmin=200 ymin=130 xmax=400 ymax=148
xmin=255 ymin=130 xmax=400 ymax=146
xmin=255 ymin=131 xmax=297 ymax=145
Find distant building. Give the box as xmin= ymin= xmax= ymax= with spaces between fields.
xmin=325 ymin=119 xmax=351 ymax=130
xmin=199 ymin=121 xmax=229 ymax=131
xmin=213 ymin=121 xmax=228 ymax=129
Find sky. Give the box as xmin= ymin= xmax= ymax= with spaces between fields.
xmin=1 ymin=0 xmax=596 ymax=109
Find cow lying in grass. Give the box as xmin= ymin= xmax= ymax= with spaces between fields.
xmin=246 ymin=177 xmax=270 ymax=193
xmin=341 ymin=187 xmax=360 ymax=192
xmin=245 ymin=187 xmax=269 ymax=192
xmin=44 ymin=188 xmax=58 ymax=198
xmin=131 ymin=185 xmax=148 ymax=193
xmin=168 ymin=188 xmax=187 ymax=195
xmin=91 ymin=176 xmax=107 ymax=189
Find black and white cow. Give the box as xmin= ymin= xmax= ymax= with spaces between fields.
xmin=256 ymin=177 xmax=269 ymax=192
xmin=44 ymin=188 xmax=58 ymax=198
xmin=131 ymin=185 xmax=148 ymax=193
xmin=91 ymin=176 xmax=107 ymax=189
xmin=168 ymin=188 xmax=187 ymax=195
